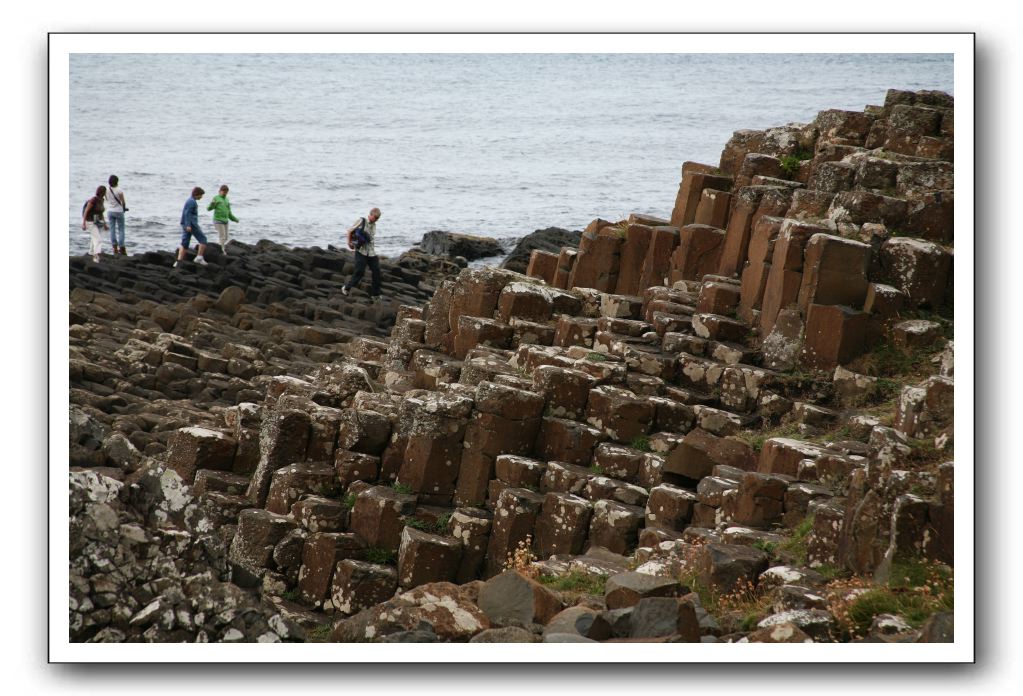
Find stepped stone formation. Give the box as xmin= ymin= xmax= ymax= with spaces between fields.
xmin=69 ymin=89 xmax=956 ymax=645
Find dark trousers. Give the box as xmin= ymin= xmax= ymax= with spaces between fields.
xmin=345 ymin=252 xmax=382 ymax=297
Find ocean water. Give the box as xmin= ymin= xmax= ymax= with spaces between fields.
xmin=68 ymin=53 xmax=953 ymax=257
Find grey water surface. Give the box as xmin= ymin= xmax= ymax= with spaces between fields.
xmin=68 ymin=53 xmax=953 ymax=257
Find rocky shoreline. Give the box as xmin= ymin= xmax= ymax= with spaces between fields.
xmin=68 ymin=88 xmax=956 ymax=645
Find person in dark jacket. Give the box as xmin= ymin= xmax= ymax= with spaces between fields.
xmin=175 ymin=187 xmax=208 ymax=268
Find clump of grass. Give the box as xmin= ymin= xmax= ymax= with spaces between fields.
xmin=751 ymin=539 xmax=778 ymax=556
xmin=589 ymin=464 xmax=605 ymax=475
xmin=403 ymin=517 xmax=432 ymax=532
xmin=779 ymin=149 xmax=814 ymax=178
xmin=365 ymin=547 xmax=396 ymax=565
xmin=434 ymin=513 xmax=452 ymax=532
xmin=280 ymin=589 xmax=300 ymax=602
xmin=827 ymin=558 xmax=953 ymax=640
xmin=538 ymin=571 xmax=608 ymax=596
xmin=341 ymin=493 xmax=357 ymax=509
xmin=305 ymin=624 xmax=333 ymax=643
xmin=776 ymin=515 xmax=815 ymax=566
xmin=586 ymin=352 xmax=608 ymax=362
xmin=629 ymin=435 xmax=652 ymax=452
xmin=737 ymin=421 xmax=801 ymax=452
xmin=391 ymin=482 xmax=414 ymax=495
xmin=682 ymin=573 xmax=774 ymax=634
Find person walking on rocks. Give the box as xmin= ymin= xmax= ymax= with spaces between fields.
xmin=81 ymin=185 xmax=108 ymax=263
xmin=341 ymin=207 xmax=382 ymax=300
xmin=207 ymin=184 xmax=240 ymax=254
xmin=105 ymin=174 xmax=128 ymax=255
xmin=175 ymin=186 xmax=208 ymax=268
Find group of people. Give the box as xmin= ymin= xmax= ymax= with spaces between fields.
xmin=80 ymin=178 xmax=383 ymax=300
xmin=173 ymin=185 xmax=240 ymax=268
xmin=81 ymin=175 xmax=127 ymax=262
xmin=80 ymin=177 xmax=241 ymax=266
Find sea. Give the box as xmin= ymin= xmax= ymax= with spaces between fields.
xmin=68 ymin=53 xmax=953 ymax=258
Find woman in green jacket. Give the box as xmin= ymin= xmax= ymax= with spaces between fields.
xmin=207 ymin=184 xmax=240 ymax=253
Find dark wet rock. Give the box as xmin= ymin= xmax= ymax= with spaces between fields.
xmin=419 ymin=231 xmax=504 ymax=261
xmin=501 ymin=227 xmax=583 ymax=274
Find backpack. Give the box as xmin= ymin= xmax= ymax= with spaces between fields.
xmin=352 ymin=217 xmax=369 ymax=249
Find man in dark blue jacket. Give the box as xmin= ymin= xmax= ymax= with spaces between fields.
xmin=175 ymin=186 xmax=208 ymax=268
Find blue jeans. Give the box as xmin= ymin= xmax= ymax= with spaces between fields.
xmin=107 ymin=212 xmax=125 ymax=247
xmin=180 ymin=224 xmax=207 ymax=248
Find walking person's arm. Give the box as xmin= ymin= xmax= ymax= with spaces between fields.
xmin=228 ymin=200 xmax=239 ymax=223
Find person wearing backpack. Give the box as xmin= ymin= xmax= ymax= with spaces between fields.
xmin=207 ymin=184 xmax=240 ymax=254
xmin=105 ymin=174 xmax=128 ymax=255
xmin=174 ymin=187 xmax=208 ymax=268
xmin=81 ymin=185 xmax=109 ymax=263
xmin=341 ymin=207 xmax=382 ymax=300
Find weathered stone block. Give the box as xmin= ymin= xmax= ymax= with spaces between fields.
xmin=800 ymin=304 xmax=869 ymax=370
xmin=587 ymin=500 xmax=644 ymax=555
xmin=535 ymin=492 xmax=594 ymax=557
xmin=477 ymin=570 xmax=563 ymax=626
xmin=494 ymin=454 xmax=548 ymax=490
xmin=568 ymin=230 xmax=622 ymax=292
xmin=796 ymin=233 xmax=872 ymax=311
xmin=228 ymin=508 xmax=299 ymax=576
xmin=166 ymin=427 xmax=237 ymax=484
xmin=694 ymin=189 xmax=731 ymax=229
xmin=894 ymin=375 xmax=954 ymax=439
xmin=397 ymin=526 xmax=463 ymax=589
xmin=669 ymin=224 xmax=726 ymax=283
xmin=526 ymin=249 xmax=560 ymax=284
xmin=664 ymin=428 xmax=756 ymax=485
xmin=349 ymin=485 xmax=418 ymax=551
xmin=330 ymin=559 xmax=398 ymax=616
xmin=448 ymin=507 xmax=493 ymax=583
xmin=758 ymin=438 xmax=827 ymax=477
xmin=336 ymin=408 xmax=392 ymax=456
xmin=879 ymin=237 xmax=953 ymax=309
xmin=298 ymin=532 xmax=364 ymax=608
xmin=540 ymin=461 xmax=595 ymax=496
xmin=638 ymin=225 xmax=682 ymax=290
xmin=693 ymin=542 xmax=769 ymax=592
xmin=604 ymin=571 xmax=684 ymax=610
xmin=246 ymin=408 xmax=311 ymax=507
xmin=670 ymin=166 xmax=734 ymax=229
xmin=534 ymin=417 xmax=606 ymax=466
xmin=265 ymin=461 xmax=338 ymax=515
xmin=553 ymin=316 xmax=599 ymax=348
xmin=585 ymin=385 xmax=655 ymax=444
xmin=334 ymin=450 xmax=381 ymax=488
xmin=484 ymin=488 xmax=545 ymax=577
xmin=645 ymin=483 xmax=698 ymax=531
xmin=292 ymin=496 xmax=348 ymax=534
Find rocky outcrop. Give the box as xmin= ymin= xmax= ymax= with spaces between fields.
xmin=67 ymin=89 xmax=955 ymax=645
xmin=419 ymin=231 xmax=504 ymax=262
xmin=501 ymin=227 xmax=583 ymax=274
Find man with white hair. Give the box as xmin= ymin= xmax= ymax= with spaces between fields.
xmin=341 ymin=207 xmax=382 ymax=300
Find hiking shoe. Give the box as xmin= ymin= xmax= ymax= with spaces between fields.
xmin=341 ymin=286 xmax=350 ymax=296
xmin=172 ymin=260 xmax=179 ymax=268
xmin=93 ymin=255 xmax=100 ymax=263
xmin=195 ymin=256 xmax=208 ymax=266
